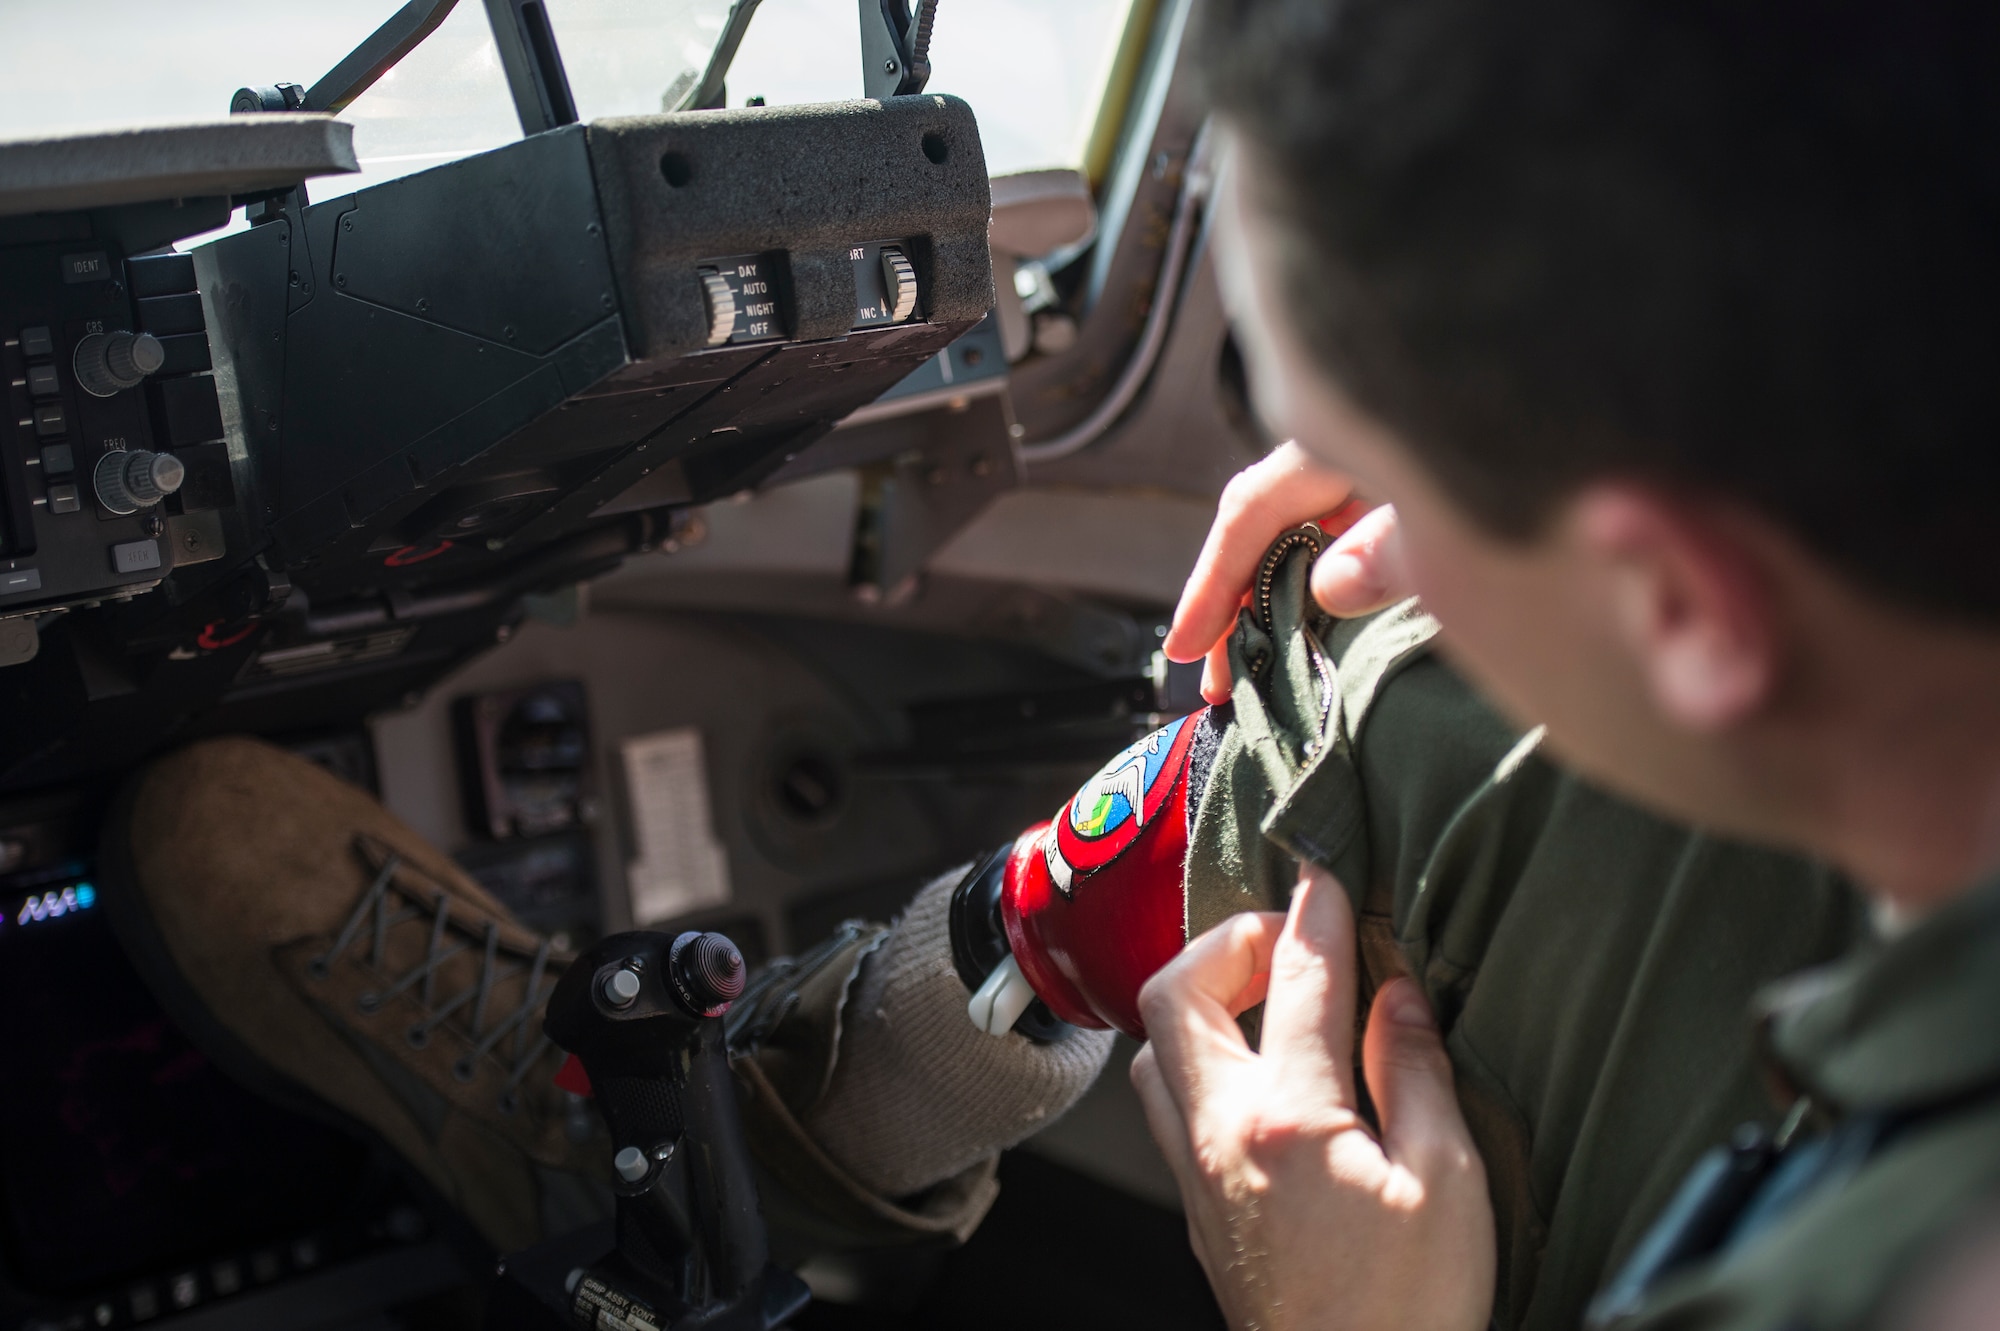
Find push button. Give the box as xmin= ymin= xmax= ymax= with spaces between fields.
xmin=137 ymin=292 xmax=205 ymax=337
xmin=60 ymin=251 xmax=112 ymax=284
xmin=40 ymin=444 xmax=73 ymax=475
xmin=33 ymin=403 xmax=66 ymax=437
xmin=48 ymin=484 xmax=79 ymax=514
xmin=20 ymin=326 xmax=54 ymax=359
xmin=0 ymin=569 xmax=42 ymax=597
xmin=127 ymin=252 xmax=197 ymax=299
xmin=150 ymin=375 xmax=223 ymax=444
xmin=111 ymin=539 xmax=162 ymax=574
xmin=26 ymin=364 xmax=59 ymax=398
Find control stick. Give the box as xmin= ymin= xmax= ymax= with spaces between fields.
xmin=539 ymin=930 xmax=809 ymax=1331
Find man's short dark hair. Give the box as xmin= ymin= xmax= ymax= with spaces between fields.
xmin=1201 ymin=0 xmax=2000 ymax=623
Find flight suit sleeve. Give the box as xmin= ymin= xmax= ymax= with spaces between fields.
xmin=1181 ymin=547 xmax=1525 ymax=1030
xmin=724 ymin=923 xmax=1001 ymax=1253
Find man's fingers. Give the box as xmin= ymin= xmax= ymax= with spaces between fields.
xmin=1200 ymin=638 xmax=1233 ymax=704
xmin=1164 ymin=444 xmax=1354 ymax=665
xmin=1361 ymin=977 xmax=1480 ymax=1184
xmin=1314 ymin=496 xmax=1369 ymax=542
xmin=1255 ymin=864 xmax=1360 ymax=1107
xmin=1129 ymin=1043 xmax=1201 ymax=1186
xmin=1311 ymin=503 xmax=1409 ymax=618
xmin=1137 ymin=910 xmax=1285 ymax=1113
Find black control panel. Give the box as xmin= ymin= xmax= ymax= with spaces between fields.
xmin=0 ymin=99 xmax=993 ymax=798
xmin=1 ymin=241 xmax=233 ymax=624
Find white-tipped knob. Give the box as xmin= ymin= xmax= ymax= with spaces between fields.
xmin=967 ymin=952 xmax=1037 ymax=1038
xmin=600 ymin=966 xmax=643 ymax=1009
xmin=613 ymin=1146 xmax=649 ymax=1183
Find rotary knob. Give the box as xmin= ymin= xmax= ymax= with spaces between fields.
xmin=881 ymin=246 xmax=918 ymax=323
xmin=699 ymin=269 xmax=737 ymax=346
xmin=94 ymin=449 xmax=185 ymax=515
xmin=74 ymin=331 xmax=165 ymax=398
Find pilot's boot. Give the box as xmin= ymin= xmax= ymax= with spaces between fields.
xmin=98 ymin=736 xmax=604 ymax=1254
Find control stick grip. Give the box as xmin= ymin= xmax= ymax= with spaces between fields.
xmin=543 ymin=930 xmax=774 ymax=1315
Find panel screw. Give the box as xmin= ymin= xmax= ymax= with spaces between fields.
xmin=885 ymin=59 xmax=897 ymax=73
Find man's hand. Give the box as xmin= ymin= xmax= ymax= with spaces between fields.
xmin=1166 ymin=442 xmax=1409 ymax=703
xmin=1129 ymin=866 xmax=1494 ymax=1331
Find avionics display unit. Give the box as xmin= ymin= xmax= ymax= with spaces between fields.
xmin=191 ymin=95 xmax=992 ymax=613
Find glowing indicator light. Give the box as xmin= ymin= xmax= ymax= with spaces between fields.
xmin=15 ymin=883 xmax=95 ymax=925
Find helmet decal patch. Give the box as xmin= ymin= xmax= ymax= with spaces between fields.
xmin=1050 ymin=715 xmax=1196 ymax=888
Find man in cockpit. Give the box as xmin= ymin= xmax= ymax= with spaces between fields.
xmin=1131 ymin=1 xmax=2000 ymax=1329
xmin=92 ymin=7 xmax=2000 ymax=1331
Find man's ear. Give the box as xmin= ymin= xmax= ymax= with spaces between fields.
xmin=1572 ymin=485 xmax=1780 ymax=732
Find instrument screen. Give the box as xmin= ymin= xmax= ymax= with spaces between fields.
xmin=0 ymin=864 xmax=369 ymax=1297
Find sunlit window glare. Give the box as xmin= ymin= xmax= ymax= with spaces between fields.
xmin=0 ymin=0 xmax=1136 ymax=246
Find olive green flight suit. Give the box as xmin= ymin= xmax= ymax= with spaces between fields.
xmin=1617 ymin=873 xmax=2000 ymax=1329
xmin=1179 ymin=541 xmax=1870 ymax=1331
xmin=738 ymin=538 xmax=1910 ymax=1330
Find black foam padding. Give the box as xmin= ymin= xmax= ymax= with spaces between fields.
xmin=1186 ymin=702 xmax=1231 ymax=837
xmin=587 ymin=97 xmax=994 ymax=358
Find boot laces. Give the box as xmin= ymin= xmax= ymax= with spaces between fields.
xmin=310 ymin=835 xmax=567 ymax=1113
